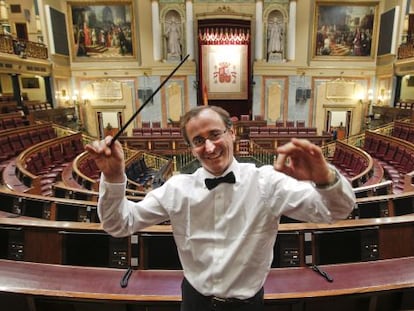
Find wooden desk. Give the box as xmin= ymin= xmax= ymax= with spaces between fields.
xmin=233 ymin=119 xmax=267 ymax=137
xmin=0 ymin=257 xmax=414 ymax=310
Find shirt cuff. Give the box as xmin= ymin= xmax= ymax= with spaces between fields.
xmin=312 ymin=167 xmax=340 ymax=190
xmin=100 ymin=174 xmax=127 ymax=198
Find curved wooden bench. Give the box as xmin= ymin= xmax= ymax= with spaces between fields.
xmin=353 ymin=180 xmax=393 ymax=198
xmin=0 ymin=257 xmax=413 ymax=310
xmin=0 ymin=111 xmax=29 ymax=130
xmin=393 ymin=120 xmax=414 ymax=143
xmin=0 ymin=122 xmax=54 ymax=163
xmin=364 ymin=131 xmax=414 ymax=193
xmin=1 ymin=192 xmax=414 ymax=269
xmin=52 ymin=181 xmax=145 ymax=202
xmin=71 ymin=152 xmax=100 ymax=191
xmin=71 ymin=149 xmax=171 ymax=192
xmin=14 ymin=133 xmax=82 ymax=195
xmin=0 ymin=190 xmax=98 ymax=222
xmin=330 ymin=140 xmax=374 ymax=187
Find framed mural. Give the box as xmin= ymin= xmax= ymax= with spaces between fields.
xmin=201 ymin=44 xmax=248 ymax=100
xmin=67 ymin=0 xmax=135 ymax=61
xmin=21 ymin=77 xmax=40 ymax=89
xmin=312 ymin=1 xmax=378 ymax=59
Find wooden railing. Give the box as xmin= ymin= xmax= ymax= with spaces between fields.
xmin=398 ymin=42 xmax=414 ymax=59
xmin=0 ymin=34 xmax=47 ymax=59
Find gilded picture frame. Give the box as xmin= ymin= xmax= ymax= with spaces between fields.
xmin=201 ymin=44 xmax=248 ymax=100
xmin=67 ymin=0 xmax=136 ymax=61
xmin=312 ymin=1 xmax=378 ymax=60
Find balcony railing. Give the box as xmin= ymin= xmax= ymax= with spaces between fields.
xmin=0 ymin=34 xmax=48 ymax=60
xmin=398 ymin=42 xmax=414 ymax=59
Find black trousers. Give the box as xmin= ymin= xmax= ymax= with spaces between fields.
xmin=180 ymin=278 xmax=264 ymax=311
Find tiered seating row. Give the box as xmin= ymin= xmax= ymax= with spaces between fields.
xmin=120 ymin=135 xmax=189 ymax=156
xmin=393 ymin=120 xmax=414 ymax=143
xmin=128 ymin=122 xmax=331 ymax=155
xmin=0 ymin=101 xmax=19 ymax=113
xmin=0 ymin=123 xmax=55 ymax=170
xmin=246 ymin=123 xmax=332 ymax=151
xmin=24 ymin=100 xmax=52 ymax=111
xmin=126 ymin=157 xmax=156 ymax=187
xmin=12 ymin=133 xmax=84 ymax=196
xmin=330 ymin=140 xmax=374 ymax=187
xmin=68 ymin=150 xmax=103 ymax=191
xmin=236 ymin=116 xmax=306 ymax=128
xmin=249 ymin=126 xmax=317 ymax=136
xmin=364 ymin=131 xmax=414 ymax=193
xmin=394 ymin=101 xmax=414 ymax=110
xmin=132 ymin=127 xmax=181 ymax=137
xmin=52 ymin=181 xmax=145 ymax=203
xmin=0 ymin=112 xmax=29 ymax=130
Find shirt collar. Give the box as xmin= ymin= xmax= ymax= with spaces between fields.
xmin=200 ymin=157 xmax=240 ymax=182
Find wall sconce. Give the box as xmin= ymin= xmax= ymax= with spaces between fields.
xmin=81 ymin=91 xmax=92 ymax=104
xmin=358 ymin=89 xmax=373 ymax=130
xmin=367 ymin=89 xmax=373 ymax=115
xmin=63 ymin=95 xmax=70 ymax=105
xmin=295 ymin=88 xmax=311 ymax=103
xmin=138 ymin=88 xmax=154 ymax=104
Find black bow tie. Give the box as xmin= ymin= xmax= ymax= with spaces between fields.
xmin=205 ymin=171 xmax=236 ymax=190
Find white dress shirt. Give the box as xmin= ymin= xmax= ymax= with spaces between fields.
xmin=98 ymin=158 xmax=355 ymax=299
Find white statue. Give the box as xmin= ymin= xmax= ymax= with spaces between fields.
xmin=165 ymin=16 xmax=182 ymax=57
xmin=267 ymin=17 xmax=284 ymax=56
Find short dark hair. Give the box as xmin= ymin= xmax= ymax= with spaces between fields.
xmin=180 ymin=105 xmax=233 ymax=145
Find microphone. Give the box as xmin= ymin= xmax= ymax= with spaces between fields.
xmin=120 ymin=266 xmax=133 ymax=288
xmin=108 ymin=54 xmax=190 ymax=147
xmin=311 ymin=264 xmax=333 ymax=282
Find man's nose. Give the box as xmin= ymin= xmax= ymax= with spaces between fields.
xmin=204 ymin=139 xmax=216 ymax=152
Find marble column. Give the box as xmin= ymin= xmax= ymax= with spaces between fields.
xmin=151 ymin=0 xmax=161 ymax=61
xmin=255 ymin=0 xmax=264 ymax=61
xmin=186 ymin=0 xmax=194 ymax=60
xmin=287 ymin=0 xmax=296 ymax=61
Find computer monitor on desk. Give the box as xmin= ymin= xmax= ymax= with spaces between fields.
xmin=0 ymin=192 xmax=18 ymax=213
xmin=313 ymin=226 xmax=379 ymax=265
xmin=272 ymin=231 xmax=301 ymax=267
xmin=393 ymin=197 xmax=414 ymax=216
xmin=61 ymin=231 xmax=128 ymax=268
xmin=22 ymin=198 xmax=51 ymax=219
xmin=140 ymin=233 xmax=182 ymax=269
xmin=55 ymin=202 xmax=98 ymax=222
xmin=356 ymin=200 xmax=388 ymax=218
xmin=0 ymin=227 xmax=24 ymax=260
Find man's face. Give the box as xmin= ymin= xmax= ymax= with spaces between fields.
xmin=186 ymin=109 xmax=235 ymax=176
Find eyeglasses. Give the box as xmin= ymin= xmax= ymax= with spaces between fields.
xmin=191 ymin=129 xmax=228 ymax=147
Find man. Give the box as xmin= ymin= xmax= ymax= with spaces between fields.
xmin=86 ymin=105 xmax=355 ymax=311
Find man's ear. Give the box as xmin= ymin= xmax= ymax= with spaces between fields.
xmin=229 ymin=127 xmax=236 ymax=141
xmin=191 ymin=147 xmax=198 ymax=157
